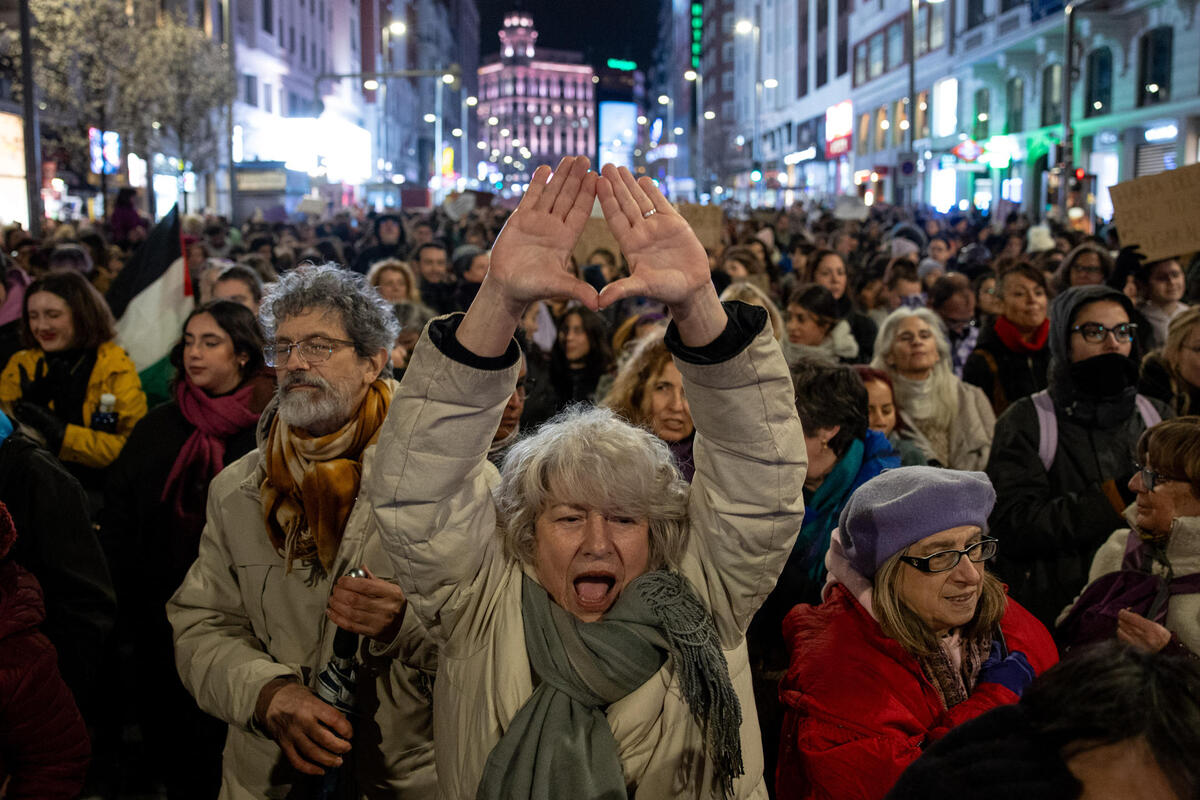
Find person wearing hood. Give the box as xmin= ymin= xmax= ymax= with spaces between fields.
xmin=352 ymin=213 xmax=407 ymax=275
xmin=167 ymin=264 xmax=437 ymax=798
xmin=0 ymin=498 xmax=91 ymax=798
xmin=776 ymin=467 xmax=1057 ymax=800
xmin=985 ymin=284 xmax=1173 ymax=628
xmin=783 ymin=283 xmax=860 ymax=366
xmin=963 ymin=264 xmax=1051 ymax=415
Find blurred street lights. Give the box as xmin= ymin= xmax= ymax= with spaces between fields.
xmin=736 ymin=11 xmax=762 ymax=206
xmin=684 ymin=68 xmax=707 ymax=199
xmin=658 ymin=93 xmax=674 ymax=195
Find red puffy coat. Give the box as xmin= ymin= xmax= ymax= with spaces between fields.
xmin=0 ymin=560 xmax=90 ymax=799
xmin=777 ymin=583 xmax=1057 ymax=800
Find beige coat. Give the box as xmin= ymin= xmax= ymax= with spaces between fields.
xmin=899 ymin=379 xmax=995 ymax=471
xmin=1073 ymin=511 xmax=1200 ymax=653
xmin=168 ymin=419 xmax=438 ymax=799
xmin=368 ymin=317 xmax=807 ymax=799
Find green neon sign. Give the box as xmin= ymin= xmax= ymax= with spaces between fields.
xmin=606 ymin=58 xmax=638 ymax=71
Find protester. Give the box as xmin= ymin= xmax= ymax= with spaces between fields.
xmin=1136 ymin=256 xmax=1189 ymax=350
xmin=719 ymin=280 xmax=784 ymax=340
xmin=1139 ymin=306 xmax=1200 ymax=414
xmin=854 ymin=365 xmax=928 ymax=465
xmin=414 ymin=242 xmax=456 ymax=313
xmin=369 ymin=158 xmax=806 ymax=799
xmin=212 ymin=264 xmax=264 ymax=315
xmin=927 ymin=273 xmax=978 ymax=378
xmin=986 ymin=285 xmax=1172 ymax=627
xmin=1059 ymin=418 xmax=1200 ymax=656
xmin=601 ymin=329 xmax=696 ymax=481
xmin=367 ymin=259 xmax=418 ymax=304
xmin=0 ymin=499 xmax=91 ymax=799
xmin=800 ymin=248 xmax=877 ymax=361
xmin=872 ymin=307 xmax=994 ymax=470
xmin=547 ymin=306 xmax=613 ymax=413
xmin=777 ymin=467 xmax=1057 ymax=800
xmin=783 ymin=283 xmax=858 ymax=366
xmin=1051 ymin=242 xmax=1113 ymax=293
xmin=168 ymin=265 xmax=436 ymax=797
xmin=103 ymin=301 xmax=273 ymax=798
xmin=351 ymin=213 xmax=407 ymax=275
xmin=0 ymin=271 xmax=147 ymax=486
xmin=885 ymin=642 xmax=1199 ymax=800
xmin=963 ymin=263 xmax=1051 ymax=415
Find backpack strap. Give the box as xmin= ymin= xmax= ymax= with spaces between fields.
xmin=1120 ymin=531 xmax=1146 ymax=571
xmin=1031 ymin=390 xmax=1057 ymax=472
xmin=1135 ymin=394 xmax=1162 ymax=428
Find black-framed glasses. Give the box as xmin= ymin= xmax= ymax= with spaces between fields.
xmin=264 ymin=337 xmax=356 ymax=367
xmin=898 ymin=538 xmax=998 ymax=573
xmin=1134 ymin=462 xmax=1185 ymax=492
xmin=1071 ymin=322 xmax=1137 ymax=344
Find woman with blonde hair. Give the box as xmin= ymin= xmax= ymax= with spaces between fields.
xmin=602 ymin=329 xmax=696 ymax=480
xmin=720 ymin=280 xmax=784 ymax=340
xmin=1139 ymin=306 xmax=1200 ymax=415
xmin=872 ymin=306 xmax=994 ymax=470
xmin=366 ymin=258 xmax=418 ymax=304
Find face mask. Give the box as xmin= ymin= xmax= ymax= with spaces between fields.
xmin=1069 ymin=352 xmax=1138 ymax=397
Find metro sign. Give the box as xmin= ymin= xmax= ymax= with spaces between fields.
xmin=952 ymin=139 xmax=984 ymax=162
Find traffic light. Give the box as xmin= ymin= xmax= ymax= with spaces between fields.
xmin=750 ymin=161 xmax=762 ymax=182
xmin=1074 ymin=167 xmax=1085 ymax=181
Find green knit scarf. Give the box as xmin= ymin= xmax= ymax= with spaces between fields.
xmin=475 ymin=570 xmax=744 ymax=800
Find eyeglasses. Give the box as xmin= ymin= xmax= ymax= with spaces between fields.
xmin=898 ymin=538 xmax=998 ymax=573
xmin=1071 ymin=322 xmax=1137 ymax=344
xmin=1134 ymin=463 xmax=1185 ymax=492
xmin=264 ymin=337 xmax=356 ymax=367
xmin=1071 ymin=264 xmax=1104 ymax=275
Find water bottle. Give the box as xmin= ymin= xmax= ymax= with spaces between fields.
xmin=91 ymin=393 xmax=118 ymax=433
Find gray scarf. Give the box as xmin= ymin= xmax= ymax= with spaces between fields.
xmin=476 ymin=571 xmax=743 ymax=800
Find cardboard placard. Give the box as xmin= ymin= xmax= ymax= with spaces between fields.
xmin=571 ymin=201 xmax=724 ymax=268
xmin=1109 ymin=162 xmax=1200 ymax=262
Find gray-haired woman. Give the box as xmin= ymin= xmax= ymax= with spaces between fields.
xmin=369 ymin=157 xmax=806 ymax=799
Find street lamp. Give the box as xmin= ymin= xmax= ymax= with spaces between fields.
xmin=658 ymin=94 xmax=675 ymax=194
xmin=685 ymin=68 xmax=708 ymax=199
xmin=737 ymin=8 xmax=762 ymax=206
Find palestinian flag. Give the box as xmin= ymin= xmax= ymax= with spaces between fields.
xmin=108 ymin=205 xmax=194 ymax=407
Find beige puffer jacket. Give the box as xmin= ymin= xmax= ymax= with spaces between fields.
xmin=168 ymin=407 xmax=438 ymax=800
xmin=368 ymin=314 xmax=807 ymax=799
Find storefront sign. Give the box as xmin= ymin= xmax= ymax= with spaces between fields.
xmin=825 ymin=101 xmax=853 ymax=159
xmin=784 ymin=147 xmax=818 ymax=165
xmin=1110 ymin=163 xmax=1200 ymax=262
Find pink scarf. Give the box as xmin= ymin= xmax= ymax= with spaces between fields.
xmin=161 ymin=378 xmax=261 ymax=523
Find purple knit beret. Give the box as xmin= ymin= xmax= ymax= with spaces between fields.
xmin=838 ymin=466 xmax=996 ymax=578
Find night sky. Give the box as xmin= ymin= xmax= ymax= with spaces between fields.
xmin=474 ymin=0 xmax=658 ymax=70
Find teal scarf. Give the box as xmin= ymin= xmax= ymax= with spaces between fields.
xmin=476 ymin=571 xmax=743 ymax=800
xmin=795 ymin=437 xmax=865 ymax=587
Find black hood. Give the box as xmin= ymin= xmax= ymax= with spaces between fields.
xmin=1047 ymin=285 xmax=1139 ymax=419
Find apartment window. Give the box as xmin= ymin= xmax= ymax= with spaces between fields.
xmin=816 ymin=50 xmax=828 ymax=88
xmin=1000 ymin=0 xmax=1022 ymax=12
xmin=1005 ymin=77 xmax=1024 ymax=132
xmin=886 ymin=22 xmax=904 ymax=69
xmin=319 ymin=0 xmax=324 ymax=21
xmin=929 ymin=3 xmax=945 ymax=49
xmin=300 ymin=34 xmax=306 ymax=63
xmin=1138 ymin=27 xmax=1172 ymax=106
xmin=837 ymin=12 xmax=849 ymax=75
xmin=1041 ymin=64 xmax=1062 ymax=126
xmin=966 ymin=0 xmax=986 ymax=30
xmin=261 ymin=0 xmax=272 ymax=33
xmin=1085 ymin=48 xmax=1112 ymax=117
xmin=278 ymin=17 xmax=283 ymax=42
xmin=262 ymin=82 xmax=273 ymax=112
xmin=858 ymin=112 xmax=870 ymax=155
xmin=311 ymin=42 xmax=317 ymax=66
xmin=874 ymin=106 xmax=888 ymax=151
xmin=854 ymin=43 xmax=868 ymax=85
xmin=915 ymin=89 xmax=929 ymax=138
xmin=722 ymin=41 xmax=733 ymax=61
xmin=868 ymin=32 xmax=884 ymax=78
xmin=893 ymin=99 xmax=907 ymax=147
xmin=289 ymin=26 xmax=295 ymax=53
xmin=973 ymin=88 xmax=989 ymax=139
xmin=243 ymin=74 xmax=258 ymax=106
xmin=915 ymin=6 xmax=929 ymax=56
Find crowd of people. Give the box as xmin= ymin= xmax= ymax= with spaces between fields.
xmin=0 ymin=158 xmax=1198 ymax=800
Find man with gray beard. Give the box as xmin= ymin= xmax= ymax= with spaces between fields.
xmin=168 ymin=263 xmax=437 ymax=799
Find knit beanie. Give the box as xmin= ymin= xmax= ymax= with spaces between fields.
xmin=838 ymin=467 xmax=995 ymax=578
xmin=0 ymin=500 xmax=15 ymax=561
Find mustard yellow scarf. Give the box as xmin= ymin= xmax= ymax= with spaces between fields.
xmin=261 ymin=379 xmax=393 ymax=575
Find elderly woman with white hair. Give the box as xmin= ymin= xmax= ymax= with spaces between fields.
xmin=369 ymin=156 xmax=807 ymax=799
xmin=872 ymin=307 xmax=995 ymax=470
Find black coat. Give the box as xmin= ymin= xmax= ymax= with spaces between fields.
xmin=962 ymin=321 xmax=1051 ymax=416
xmin=0 ymin=430 xmax=115 ymax=702
xmin=985 ymin=392 xmax=1171 ymax=628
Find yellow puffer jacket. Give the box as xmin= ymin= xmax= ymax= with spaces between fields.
xmin=0 ymin=341 xmax=148 ymax=468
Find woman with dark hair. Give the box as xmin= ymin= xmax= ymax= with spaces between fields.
xmin=783 ymin=283 xmax=859 ymax=366
xmin=803 ymin=248 xmax=877 ymax=361
xmin=547 ymin=306 xmax=613 ymax=414
xmin=0 ymin=270 xmax=146 ymax=481
xmin=101 ymin=299 xmax=272 ymax=799
xmin=963 ymin=263 xmax=1051 ymax=415
xmin=854 ymin=365 xmax=928 ymax=466
xmin=777 ymin=468 xmax=1058 ymax=800
xmin=1052 ymin=242 xmax=1114 ymax=294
